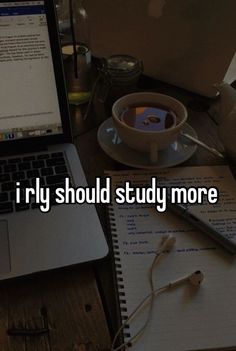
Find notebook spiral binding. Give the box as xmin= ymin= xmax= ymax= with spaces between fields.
xmin=108 ymin=203 xmax=131 ymax=340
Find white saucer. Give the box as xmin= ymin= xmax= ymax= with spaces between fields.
xmin=97 ymin=117 xmax=198 ymax=169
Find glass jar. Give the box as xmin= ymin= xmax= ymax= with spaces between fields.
xmin=96 ymin=55 xmax=143 ymax=113
xmin=61 ymin=0 xmax=92 ymax=105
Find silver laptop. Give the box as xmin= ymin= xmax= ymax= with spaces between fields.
xmin=0 ymin=0 xmax=108 ymax=280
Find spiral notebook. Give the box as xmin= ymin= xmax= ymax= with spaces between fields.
xmin=106 ymin=166 xmax=236 ymax=351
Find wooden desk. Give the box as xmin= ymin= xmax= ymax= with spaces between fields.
xmin=0 ymin=79 xmax=235 ymax=351
xmin=0 ymin=266 xmax=111 ymax=350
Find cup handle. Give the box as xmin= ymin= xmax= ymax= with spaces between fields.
xmin=150 ymin=142 xmax=158 ymax=164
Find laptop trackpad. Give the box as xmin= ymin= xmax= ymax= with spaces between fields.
xmin=0 ymin=220 xmax=11 ymax=274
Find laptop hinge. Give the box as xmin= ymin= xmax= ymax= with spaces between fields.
xmin=0 ymin=142 xmax=48 ymax=158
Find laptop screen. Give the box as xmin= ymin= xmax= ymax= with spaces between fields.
xmin=0 ymin=0 xmax=63 ymax=142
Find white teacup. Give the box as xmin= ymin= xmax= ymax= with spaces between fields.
xmin=112 ymin=92 xmax=188 ymax=164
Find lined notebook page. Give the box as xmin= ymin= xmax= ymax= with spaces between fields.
xmin=106 ymin=166 xmax=236 ymax=351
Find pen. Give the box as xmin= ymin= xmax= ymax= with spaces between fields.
xmin=167 ymin=201 xmax=236 ymax=254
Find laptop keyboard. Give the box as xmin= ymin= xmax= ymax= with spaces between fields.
xmin=0 ymin=152 xmax=70 ymax=214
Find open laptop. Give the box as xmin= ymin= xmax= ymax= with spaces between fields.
xmin=0 ymin=0 xmax=108 ymax=280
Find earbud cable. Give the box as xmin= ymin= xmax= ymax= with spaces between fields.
xmin=111 ymin=284 xmax=170 ymax=350
xmin=111 ymin=251 xmax=165 ymax=351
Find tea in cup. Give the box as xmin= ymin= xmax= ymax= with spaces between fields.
xmin=112 ymin=92 xmax=188 ymax=164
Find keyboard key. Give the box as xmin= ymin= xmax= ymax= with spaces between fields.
xmin=48 ymin=183 xmax=64 ymax=194
xmin=4 ymin=164 xmax=17 ymax=172
xmin=41 ymin=167 xmax=53 ymax=176
xmin=37 ymin=154 xmax=49 ymax=160
xmin=32 ymin=160 xmax=45 ymax=168
xmin=31 ymin=177 xmax=45 ymax=187
xmin=0 ymin=202 xmax=13 ymax=214
xmin=19 ymin=180 xmax=30 ymax=188
xmin=50 ymin=197 xmax=60 ymax=207
xmin=46 ymin=158 xmax=65 ymax=167
xmin=18 ymin=162 xmax=31 ymax=171
xmin=8 ymin=158 xmax=21 ymax=164
xmin=10 ymin=191 xmax=16 ymax=201
xmin=27 ymin=169 xmax=40 ymax=178
xmin=2 ymin=182 xmax=14 ymax=192
xmin=51 ymin=152 xmax=63 ymax=158
xmin=31 ymin=202 xmax=40 ymax=210
xmin=0 ymin=160 xmax=7 ymax=165
xmin=55 ymin=166 xmax=67 ymax=174
xmin=0 ymin=193 xmax=8 ymax=202
xmin=46 ymin=174 xmax=68 ymax=185
xmin=23 ymin=155 xmax=35 ymax=162
xmin=12 ymin=172 xmax=25 ymax=181
xmin=15 ymin=203 xmax=30 ymax=212
xmin=10 ymin=189 xmax=24 ymax=201
xmin=0 ymin=174 xmax=10 ymax=182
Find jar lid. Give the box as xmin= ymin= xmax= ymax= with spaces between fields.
xmin=106 ymin=55 xmax=143 ymax=77
xmin=62 ymin=44 xmax=89 ymax=59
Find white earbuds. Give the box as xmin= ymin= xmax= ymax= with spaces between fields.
xmin=158 ymin=234 xmax=176 ymax=253
xmin=153 ymin=235 xmax=176 ymax=266
xmin=111 ymin=235 xmax=205 ymax=351
xmin=168 ymin=270 xmax=204 ymax=288
xmin=189 ymin=270 xmax=204 ymax=286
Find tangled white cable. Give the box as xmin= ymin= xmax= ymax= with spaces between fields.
xmin=111 ymin=235 xmax=204 ymax=351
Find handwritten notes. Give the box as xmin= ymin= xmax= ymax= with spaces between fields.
xmin=107 ymin=166 xmax=236 ymax=351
